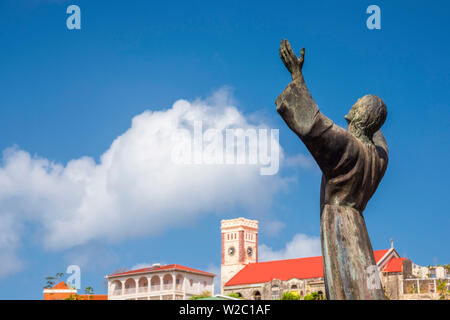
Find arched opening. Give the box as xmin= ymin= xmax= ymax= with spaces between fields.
xmin=318 ymin=290 xmax=324 ymax=300
xmin=138 ymin=277 xmax=148 ymax=293
xmin=150 ymin=276 xmax=160 ymax=291
xmin=271 ymin=285 xmax=280 ymax=300
xmin=111 ymin=280 xmax=122 ymax=296
xmin=175 ymin=275 xmax=184 ymax=290
xmin=291 ymin=285 xmax=298 ymax=291
xmin=163 ymin=274 xmax=173 ymax=290
xmin=124 ymin=278 xmax=136 ymax=295
xmin=253 ymin=291 xmax=261 ymax=300
xmin=235 ymin=292 xmax=242 ymax=298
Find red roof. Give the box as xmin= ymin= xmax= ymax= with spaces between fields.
xmin=225 ymin=249 xmax=391 ymax=287
xmin=107 ymin=264 xmax=215 ymax=277
xmin=51 ymin=281 xmax=71 ymax=290
xmin=373 ymin=249 xmax=389 ymax=262
xmin=383 ymin=257 xmax=406 ymax=273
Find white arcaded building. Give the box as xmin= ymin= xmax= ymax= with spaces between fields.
xmin=106 ymin=263 xmax=215 ymax=300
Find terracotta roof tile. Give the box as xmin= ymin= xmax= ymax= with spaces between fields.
xmin=52 ymin=281 xmax=70 ymax=290
xmin=225 ymin=249 xmax=392 ymax=287
xmin=383 ymin=257 xmax=407 ymax=273
xmin=107 ymin=264 xmax=215 ymax=277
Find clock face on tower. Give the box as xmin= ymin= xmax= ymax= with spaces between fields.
xmin=247 ymin=246 xmax=253 ymax=256
xmin=228 ymin=246 xmax=235 ymax=256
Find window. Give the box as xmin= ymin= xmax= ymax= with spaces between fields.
xmin=271 ymin=285 xmax=280 ymax=300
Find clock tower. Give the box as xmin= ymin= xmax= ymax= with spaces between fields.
xmin=220 ymin=217 xmax=258 ymax=293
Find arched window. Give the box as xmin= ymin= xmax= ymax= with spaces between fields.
xmin=150 ymin=276 xmax=160 ymax=291
xmin=253 ymin=291 xmax=261 ymax=300
xmin=124 ymin=278 xmax=136 ymax=295
xmin=175 ymin=275 xmax=184 ymax=290
xmin=318 ymin=291 xmax=324 ymax=300
xmin=163 ymin=274 xmax=173 ymax=290
xmin=271 ymin=285 xmax=280 ymax=300
xmin=138 ymin=277 xmax=148 ymax=293
xmin=111 ymin=280 xmax=122 ymax=296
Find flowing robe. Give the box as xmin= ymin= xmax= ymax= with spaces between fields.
xmin=276 ymin=76 xmax=388 ymax=300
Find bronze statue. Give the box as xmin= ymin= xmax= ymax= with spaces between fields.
xmin=276 ymin=40 xmax=388 ymax=300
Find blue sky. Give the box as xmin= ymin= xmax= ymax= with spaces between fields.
xmin=0 ymin=0 xmax=449 ymax=299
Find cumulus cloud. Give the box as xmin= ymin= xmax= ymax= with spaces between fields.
xmin=0 ymin=89 xmax=304 ymax=276
xmin=63 ymin=244 xmax=119 ymax=271
xmin=0 ymin=214 xmax=24 ymax=278
xmin=259 ymin=233 xmax=321 ymax=262
xmin=261 ymin=220 xmax=285 ymax=237
xmin=284 ymin=154 xmax=316 ymax=170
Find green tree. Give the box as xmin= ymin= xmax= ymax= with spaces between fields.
xmin=281 ymin=291 xmax=300 ymax=300
xmin=189 ymin=291 xmax=212 ymax=300
xmin=436 ymin=280 xmax=448 ymax=300
xmin=226 ymin=293 xmax=243 ymax=299
xmin=303 ymin=292 xmax=325 ymax=300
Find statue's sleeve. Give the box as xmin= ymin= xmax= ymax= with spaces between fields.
xmin=373 ymin=130 xmax=389 ymax=157
xmin=276 ymin=77 xmax=359 ymax=178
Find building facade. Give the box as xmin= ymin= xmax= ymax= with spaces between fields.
xmin=106 ymin=263 xmax=215 ymax=300
xmin=220 ymin=217 xmax=258 ymax=292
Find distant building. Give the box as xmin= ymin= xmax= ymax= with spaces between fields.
xmin=43 ymin=281 xmax=108 ymax=300
xmin=106 ymin=263 xmax=215 ymax=300
xmin=220 ymin=217 xmax=258 ymax=291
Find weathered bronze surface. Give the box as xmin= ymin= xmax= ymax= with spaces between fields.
xmin=276 ymin=40 xmax=388 ymax=300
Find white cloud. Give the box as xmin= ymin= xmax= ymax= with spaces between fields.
xmin=259 ymin=233 xmax=321 ymax=262
xmin=261 ymin=220 xmax=285 ymax=237
xmin=0 ymin=88 xmax=296 ymax=275
xmin=63 ymin=244 xmax=119 ymax=271
xmin=0 ymin=214 xmax=24 ymax=278
xmin=284 ymin=154 xmax=316 ymax=170
xmin=130 ymin=263 xmax=152 ymax=270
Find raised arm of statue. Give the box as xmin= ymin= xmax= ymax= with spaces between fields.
xmin=275 ymin=40 xmax=322 ymax=138
xmin=275 ymin=40 xmax=358 ymax=178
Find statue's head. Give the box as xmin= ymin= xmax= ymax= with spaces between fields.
xmin=344 ymin=95 xmax=387 ymax=139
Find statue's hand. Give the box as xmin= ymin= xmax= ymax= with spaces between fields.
xmin=279 ymin=39 xmax=305 ymax=81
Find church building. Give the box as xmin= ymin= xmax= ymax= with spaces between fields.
xmin=221 ymin=217 xmax=413 ymax=300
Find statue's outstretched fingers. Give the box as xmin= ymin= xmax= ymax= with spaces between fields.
xmin=280 ymin=44 xmax=292 ymax=72
xmin=285 ymin=40 xmax=298 ymax=61
xmin=299 ymin=48 xmax=305 ymax=68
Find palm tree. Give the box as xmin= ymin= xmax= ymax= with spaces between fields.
xmin=43 ymin=272 xmax=64 ymax=289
